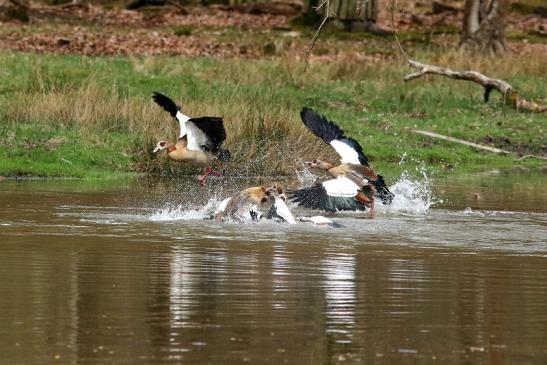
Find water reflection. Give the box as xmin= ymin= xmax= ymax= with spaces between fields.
xmin=323 ymin=253 xmax=356 ymax=344
xmin=170 ymin=250 xmax=198 ymax=328
xmin=0 ymin=173 xmax=546 ymax=364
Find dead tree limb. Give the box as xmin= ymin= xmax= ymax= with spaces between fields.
xmin=413 ymin=130 xmax=547 ymax=161
xmin=404 ymin=59 xmax=547 ymax=113
xmin=413 ymin=130 xmax=511 ymax=154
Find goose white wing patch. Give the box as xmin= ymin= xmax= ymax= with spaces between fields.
xmin=186 ymin=121 xmax=210 ymax=151
xmin=322 ymin=176 xmax=360 ymax=197
xmin=273 ymin=198 xmax=297 ymax=224
xmin=215 ymin=197 xmax=231 ymax=215
xmin=175 ymin=110 xmax=190 ymax=139
xmin=330 ymin=140 xmax=361 ymax=165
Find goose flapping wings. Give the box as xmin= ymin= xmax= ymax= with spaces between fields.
xmin=152 ymin=92 xmax=227 ymax=154
xmin=300 ymin=107 xmax=369 ymax=166
xmin=290 ymin=176 xmax=374 ymax=213
xmin=299 ymin=107 xmax=393 ymax=205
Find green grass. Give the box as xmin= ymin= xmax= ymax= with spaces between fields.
xmin=0 ymin=50 xmax=545 ymax=180
xmin=0 ymin=123 xmax=135 ymax=178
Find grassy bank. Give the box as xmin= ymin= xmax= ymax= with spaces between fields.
xmin=0 ymin=50 xmax=545 ymax=180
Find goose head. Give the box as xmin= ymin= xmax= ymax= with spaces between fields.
xmin=305 ymin=159 xmax=333 ymax=171
xmin=153 ymin=140 xmax=171 ymax=153
xmin=263 ymin=183 xmax=287 ymax=201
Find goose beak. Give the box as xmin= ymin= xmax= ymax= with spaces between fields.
xmin=304 ymin=160 xmax=313 ymax=167
xmin=152 ymin=146 xmax=161 ymax=153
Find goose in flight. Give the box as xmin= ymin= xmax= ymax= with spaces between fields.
xmin=291 ymin=108 xmax=393 ymax=214
xmin=152 ymin=92 xmax=230 ymax=185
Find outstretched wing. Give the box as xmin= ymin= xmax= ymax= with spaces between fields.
xmin=290 ymin=176 xmax=366 ymax=212
xmin=300 ymin=107 xmax=369 ymax=166
xmin=152 ymin=92 xmax=191 ymax=139
xmin=266 ymin=198 xmax=297 ymax=224
xmin=186 ymin=117 xmax=227 ymax=153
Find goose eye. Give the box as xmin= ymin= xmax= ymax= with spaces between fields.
xmin=160 ymin=142 xmax=166 ymax=147
xmin=312 ymin=159 xmax=317 ymax=164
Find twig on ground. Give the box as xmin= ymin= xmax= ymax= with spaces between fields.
xmin=515 ymin=154 xmax=547 ymax=161
xmin=413 ymin=130 xmax=511 ymax=154
xmin=413 ymin=130 xmax=547 ymax=160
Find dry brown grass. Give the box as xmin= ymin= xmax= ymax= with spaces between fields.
xmin=2 ymin=45 xmax=545 ymax=177
xmin=3 ymin=58 xmax=327 ymax=176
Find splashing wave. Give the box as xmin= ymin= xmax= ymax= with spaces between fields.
xmin=149 ymin=198 xmax=221 ymax=221
xmin=378 ymin=172 xmax=437 ymax=215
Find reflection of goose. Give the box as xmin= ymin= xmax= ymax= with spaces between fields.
xmin=323 ymin=254 xmax=356 ymax=338
xmin=152 ymin=92 xmax=230 ymax=185
xmin=291 ymin=108 xmax=393 ymax=216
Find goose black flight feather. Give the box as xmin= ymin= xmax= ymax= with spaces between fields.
xmin=290 ymin=184 xmax=367 ymax=212
xmin=300 ymin=107 xmax=369 ymax=166
xmin=153 ymin=92 xmax=179 ymax=118
xmin=373 ymin=175 xmax=394 ymax=205
xmin=189 ymin=117 xmax=227 ymax=153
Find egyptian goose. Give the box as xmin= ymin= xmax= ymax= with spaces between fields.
xmin=215 ymin=184 xmax=295 ymax=224
xmin=215 ymin=185 xmax=342 ymax=227
xmin=152 ymin=92 xmax=230 ymax=185
xmin=291 ymin=175 xmax=375 ymax=214
xmin=291 ymin=107 xmax=394 ymax=215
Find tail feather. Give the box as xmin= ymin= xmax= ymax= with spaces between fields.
xmin=374 ymin=175 xmax=394 ymax=205
xmin=217 ymin=148 xmax=231 ymax=162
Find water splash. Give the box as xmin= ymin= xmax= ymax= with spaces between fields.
xmin=149 ymin=198 xmax=220 ymax=221
xmin=378 ymin=171 xmax=437 ymax=216
xmin=294 ymin=160 xmax=317 ymax=187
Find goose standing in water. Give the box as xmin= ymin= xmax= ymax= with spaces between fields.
xmin=152 ymin=92 xmax=230 ymax=185
xmin=290 ymin=107 xmax=393 ymax=216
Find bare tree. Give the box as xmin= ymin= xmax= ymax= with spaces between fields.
xmin=461 ymin=0 xmax=509 ymax=54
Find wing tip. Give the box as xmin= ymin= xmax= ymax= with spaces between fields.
xmin=152 ymin=91 xmax=179 ymax=118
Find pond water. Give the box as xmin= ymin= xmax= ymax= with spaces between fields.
xmin=0 ymin=171 xmax=546 ymax=364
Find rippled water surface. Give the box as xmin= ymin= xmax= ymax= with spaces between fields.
xmin=0 ymin=171 xmax=546 ymax=364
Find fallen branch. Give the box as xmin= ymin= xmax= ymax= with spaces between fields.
xmin=515 ymin=154 xmax=547 ymax=161
xmin=413 ymin=130 xmax=510 ymax=154
xmin=404 ymin=59 xmax=547 ymax=113
xmin=413 ymin=130 xmax=547 ymax=160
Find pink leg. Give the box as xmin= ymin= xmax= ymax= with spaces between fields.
xmin=198 ymin=166 xmax=224 ymax=186
xmin=369 ymin=200 xmax=375 ymax=219
xmin=197 ymin=166 xmax=213 ymax=187
xmin=209 ymin=168 xmax=223 ymax=177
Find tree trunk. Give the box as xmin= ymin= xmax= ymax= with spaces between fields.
xmin=461 ymin=0 xmax=509 ymax=54
xmin=6 ymin=0 xmax=29 ymax=22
